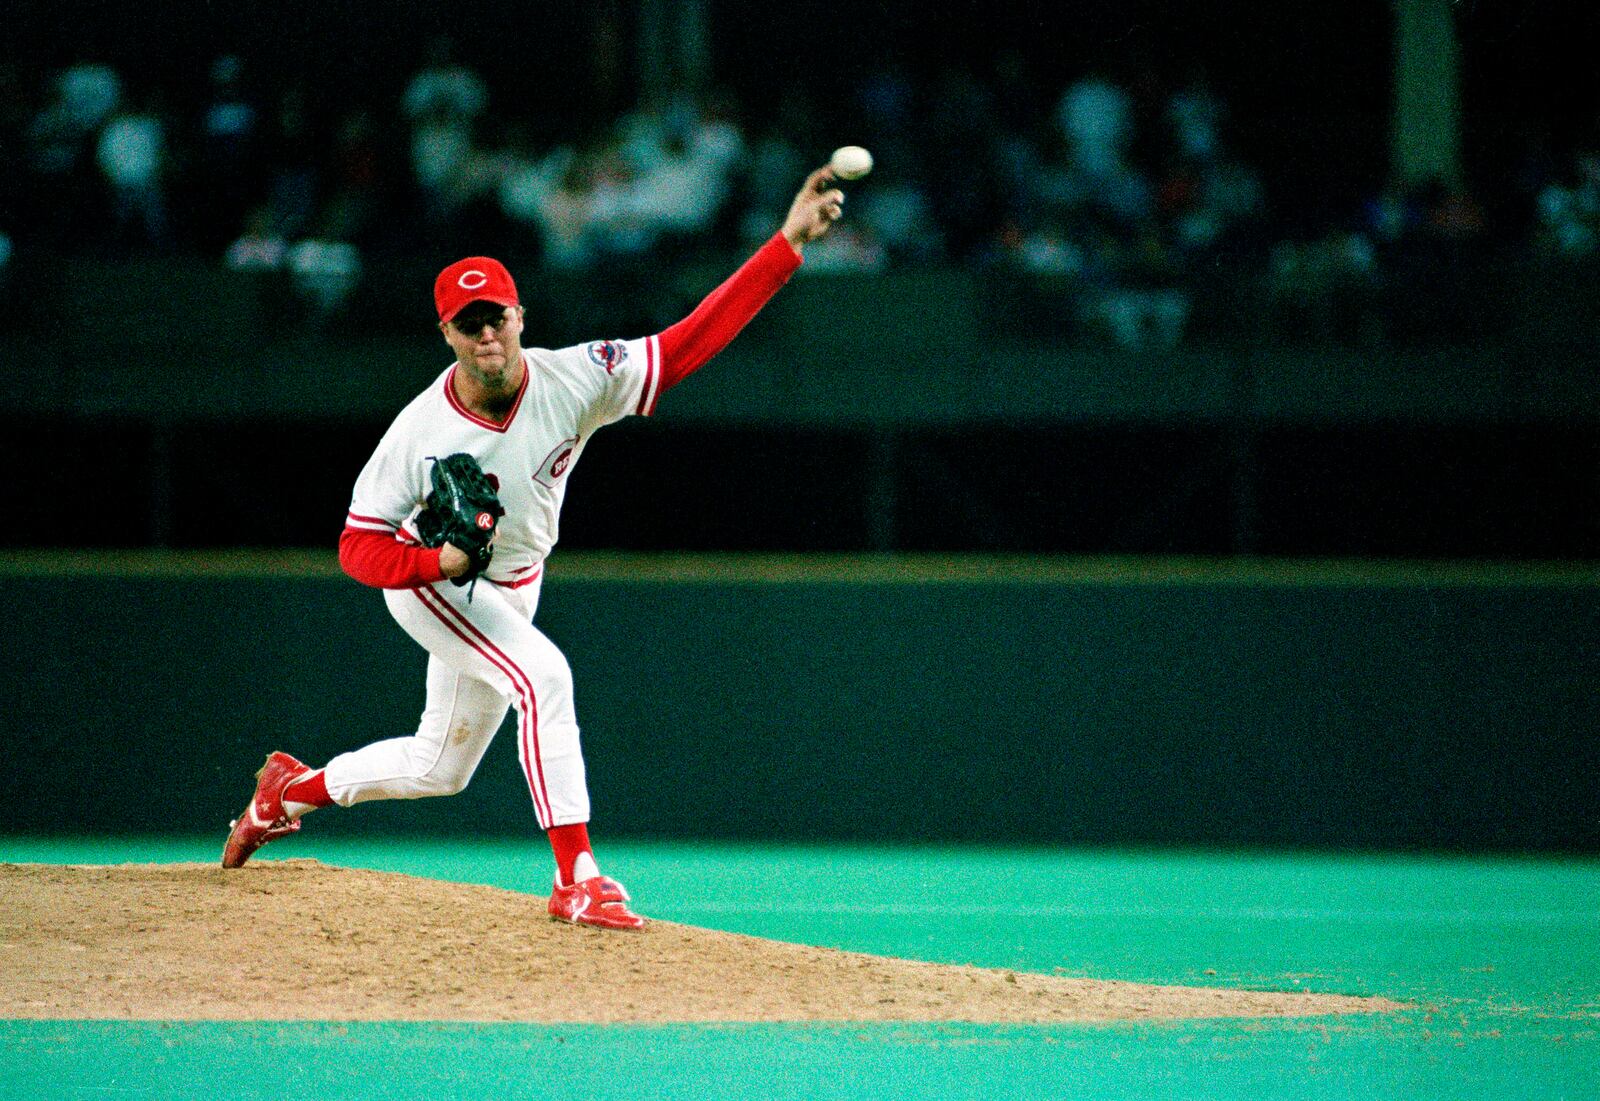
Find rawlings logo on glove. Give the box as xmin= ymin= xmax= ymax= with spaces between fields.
xmin=414 ymin=452 xmax=506 ymax=598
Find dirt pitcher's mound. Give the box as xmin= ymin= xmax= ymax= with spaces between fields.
xmin=1 ymin=861 xmax=1400 ymax=1023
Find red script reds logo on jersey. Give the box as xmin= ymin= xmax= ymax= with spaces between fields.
xmin=585 ymin=340 xmax=628 ymax=375
xmin=533 ymin=436 xmax=580 ymax=488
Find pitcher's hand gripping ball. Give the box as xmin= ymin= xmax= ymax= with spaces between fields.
xmin=415 ymin=452 xmax=505 ymax=596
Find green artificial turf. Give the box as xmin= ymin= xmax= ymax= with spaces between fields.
xmin=2 ymin=837 xmax=1595 ymax=1100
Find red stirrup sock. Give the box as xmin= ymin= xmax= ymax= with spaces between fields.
xmin=547 ymin=822 xmax=594 ymax=888
xmin=282 ymin=769 xmax=333 ymax=819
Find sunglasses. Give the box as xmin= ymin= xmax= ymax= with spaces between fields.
xmin=451 ymin=307 xmax=511 ymax=335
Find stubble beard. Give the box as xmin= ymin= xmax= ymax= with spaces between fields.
xmin=465 ymin=348 xmax=521 ymax=414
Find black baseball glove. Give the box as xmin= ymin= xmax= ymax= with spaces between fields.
xmin=414 ymin=452 xmax=505 ymax=596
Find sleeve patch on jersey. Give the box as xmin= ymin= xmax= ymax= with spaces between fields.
xmin=586 ymin=339 xmax=628 ymax=374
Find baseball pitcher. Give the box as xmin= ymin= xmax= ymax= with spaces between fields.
xmin=222 ymin=165 xmax=848 ymax=929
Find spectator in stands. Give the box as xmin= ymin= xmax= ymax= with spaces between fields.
xmin=325 ymin=109 xmax=387 ymax=248
xmin=58 ymin=61 xmax=122 ymax=136
xmin=739 ymin=88 xmax=817 ymax=247
xmin=401 ymin=39 xmax=488 ymax=125
xmin=1076 ymin=217 xmax=1191 ymax=349
xmin=582 ymin=142 xmax=652 ymax=260
xmin=1158 ymin=149 xmax=1266 ymax=260
xmin=840 ymin=63 xmax=943 ymax=263
xmin=287 ymin=212 xmax=363 ymax=325
xmin=264 ymin=86 xmax=322 ymax=242
xmin=500 ymin=144 xmax=595 ymax=269
xmin=401 ymin=40 xmax=491 ymax=243
xmin=1535 ymin=150 xmax=1600 ymax=257
xmin=27 ymin=63 xmax=121 ymax=248
xmin=1049 ymin=66 xmax=1157 ymax=252
xmin=498 ymin=130 xmax=565 ymax=261
xmin=410 ymin=101 xmax=477 ymax=232
xmin=629 ymin=91 xmax=745 ymax=254
xmin=501 ymin=142 xmax=649 ymax=271
xmin=1056 ymin=66 xmax=1134 ymax=183
xmin=796 ymin=221 xmax=887 ymax=272
xmin=225 ymin=206 xmax=288 ymax=271
xmin=195 ymin=55 xmax=262 ymax=251
xmin=740 ymin=128 xmax=808 ymax=248
xmin=856 ymin=172 xmax=941 ymax=263
xmin=854 ymin=60 xmax=921 ymax=197
xmin=615 ymin=92 xmax=678 ymax=177
xmin=1013 ymin=97 xmax=1156 ymax=275
xmin=97 ymin=90 xmax=171 ymax=251
xmin=1165 ymin=68 xmax=1224 ymax=163
xmin=1156 ymin=71 xmax=1266 ymax=262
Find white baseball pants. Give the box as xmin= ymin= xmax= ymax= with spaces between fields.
xmin=321 ymin=574 xmax=590 ymax=828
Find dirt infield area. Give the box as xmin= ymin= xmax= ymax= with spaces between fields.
xmin=2 ymin=861 xmax=1401 ymax=1023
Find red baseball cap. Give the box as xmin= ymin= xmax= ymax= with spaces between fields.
xmin=434 ymin=256 xmax=519 ymax=323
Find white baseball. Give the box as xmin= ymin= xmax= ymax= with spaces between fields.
xmin=829 ymin=145 xmax=874 ymax=180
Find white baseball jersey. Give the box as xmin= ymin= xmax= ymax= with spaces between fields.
xmin=344 ymin=335 xmax=663 ymax=583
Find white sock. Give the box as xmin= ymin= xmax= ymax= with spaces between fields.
xmin=570 ymin=851 xmax=599 ymax=884
xmin=283 ymin=800 xmax=318 ymax=821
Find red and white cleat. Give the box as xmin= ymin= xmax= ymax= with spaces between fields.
xmin=548 ymin=875 xmax=647 ymax=930
xmin=221 ymin=751 xmax=311 ymax=869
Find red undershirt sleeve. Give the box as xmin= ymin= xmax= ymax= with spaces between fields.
xmin=655 ymin=231 xmax=803 ymax=395
xmin=339 ymin=526 xmax=446 ymax=589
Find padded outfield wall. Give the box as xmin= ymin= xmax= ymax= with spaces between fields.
xmin=3 ymin=554 xmax=1594 ymax=852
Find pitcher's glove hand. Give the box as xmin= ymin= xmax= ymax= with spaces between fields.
xmin=415 ymin=453 xmax=505 ymax=593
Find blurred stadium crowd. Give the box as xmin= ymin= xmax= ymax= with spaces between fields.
xmin=3 ymin=46 xmax=1598 ymax=346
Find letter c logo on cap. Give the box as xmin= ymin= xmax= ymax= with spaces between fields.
xmin=458 ymin=271 xmax=489 ymax=290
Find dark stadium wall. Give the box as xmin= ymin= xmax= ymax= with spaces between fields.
xmin=4 ymin=260 xmax=1597 ymax=560
xmin=5 ymin=569 xmax=1594 ymax=852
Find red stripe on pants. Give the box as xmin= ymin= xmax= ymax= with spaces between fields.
xmin=412 ymin=586 xmax=553 ymax=826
